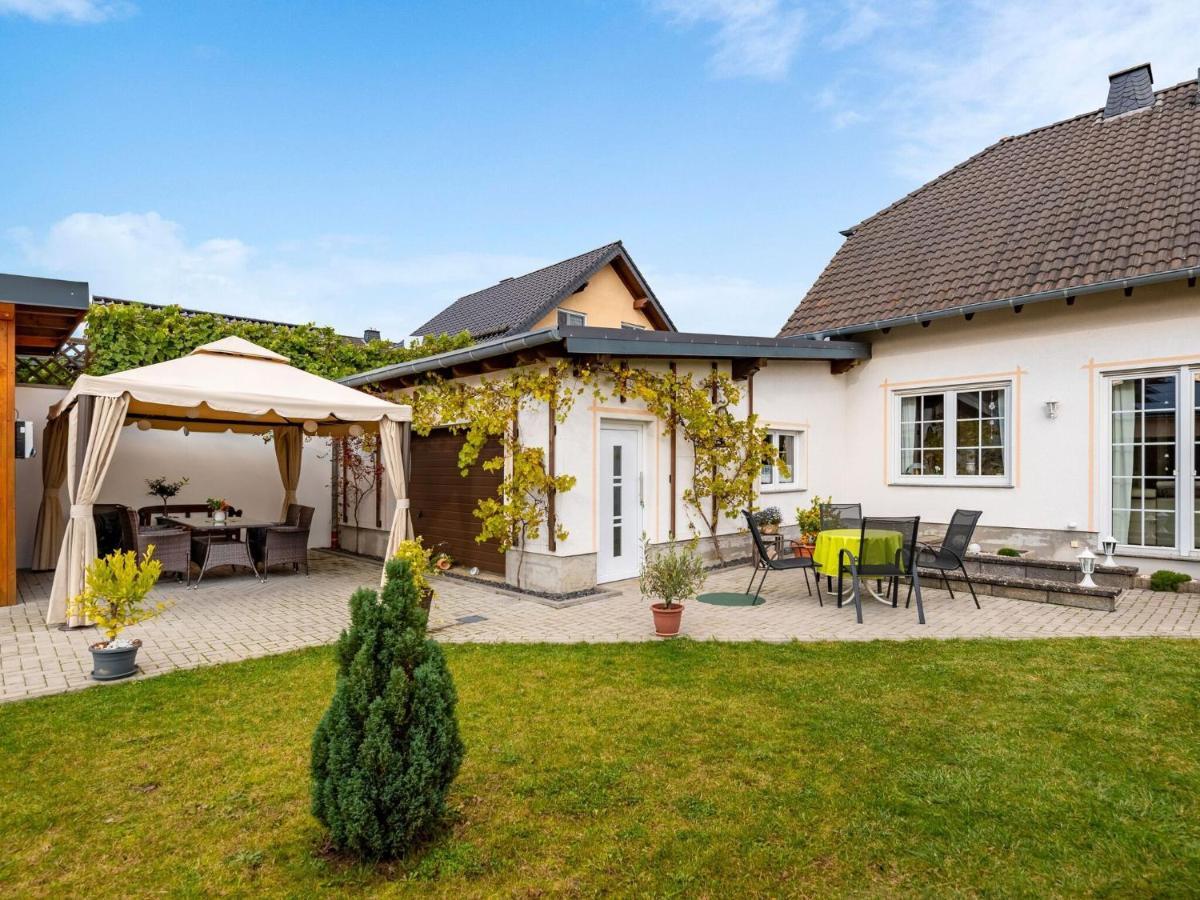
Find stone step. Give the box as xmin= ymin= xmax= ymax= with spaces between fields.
xmin=920 ymin=567 xmax=1120 ymax=612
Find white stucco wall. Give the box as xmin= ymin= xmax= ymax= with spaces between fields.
xmin=14 ymin=384 xmax=333 ymax=570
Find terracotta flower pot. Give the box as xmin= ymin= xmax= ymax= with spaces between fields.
xmin=651 ymin=602 xmax=684 ymax=637
xmin=791 ymin=540 xmax=815 ymax=559
xmin=435 ymin=558 xmax=451 ymax=571
xmin=761 ymin=524 xmax=779 ymax=535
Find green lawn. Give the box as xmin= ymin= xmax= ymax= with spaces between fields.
xmin=2 ymin=639 xmax=1198 ymax=897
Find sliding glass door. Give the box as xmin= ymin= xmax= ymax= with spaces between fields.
xmin=1109 ymin=370 xmax=1198 ymax=555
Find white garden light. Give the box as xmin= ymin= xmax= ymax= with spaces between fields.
xmin=1077 ymin=547 xmax=1097 ymax=588
xmin=1099 ymin=536 xmax=1118 ymax=568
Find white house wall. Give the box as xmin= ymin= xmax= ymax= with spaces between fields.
xmin=14 ymin=384 xmax=333 ymax=569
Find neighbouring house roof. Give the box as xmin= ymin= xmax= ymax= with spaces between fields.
xmin=341 ymin=325 xmax=870 ymax=389
xmin=781 ymin=72 xmax=1200 ymax=339
xmin=0 ymin=272 xmax=90 ymax=355
xmin=413 ymin=241 xmax=676 ymax=339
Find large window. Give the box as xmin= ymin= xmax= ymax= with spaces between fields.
xmin=894 ymin=384 xmax=1010 ymax=485
xmin=1107 ymin=369 xmax=1200 ymax=555
xmin=761 ymin=429 xmax=804 ymax=491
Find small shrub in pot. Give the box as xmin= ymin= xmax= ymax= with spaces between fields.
xmin=69 ymin=548 xmax=169 ymax=681
xmin=640 ymin=536 xmax=707 ymax=637
xmin=752 ymin=506 xmax=782 ymax=534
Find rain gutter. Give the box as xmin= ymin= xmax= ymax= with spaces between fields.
xmin=803 ymin=266 xmax=1200 ymax=340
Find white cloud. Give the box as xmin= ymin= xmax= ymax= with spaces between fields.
xmin=0 ymin=0 xmax=132 ymax=23
xmin=839 ymin=0 xmax=1200 ymax=180
xmin=646 ymin=268 xmax=797 ymax=335
xmin=650 ymin=0 xmax=807 ymax=80
xmin=7 ymin=212 xmax=547 ymax=339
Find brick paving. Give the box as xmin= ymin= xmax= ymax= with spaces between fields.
xmin=3 ymin=550 xmax=1198 ymax=702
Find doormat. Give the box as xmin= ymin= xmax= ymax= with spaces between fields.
xmin=696 ymin=592 xmax=762 ymax=607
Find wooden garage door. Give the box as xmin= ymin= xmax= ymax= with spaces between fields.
xmin=409 ymin=429 xmax=505 ymax=574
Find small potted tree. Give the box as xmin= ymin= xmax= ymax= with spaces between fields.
xmin=393 ymin=537 xmax=440 ymax=611
xmin=146 ymin=475 xmax=188 ymax=518
xmin=69 ymin=548 xmax=169 ymax=681
xmin=792 ymin=496 xmax=826 ymax=558
xmin=640 ymin=536 xmax=707 ymax=637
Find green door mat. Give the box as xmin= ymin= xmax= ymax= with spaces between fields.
xmin=696 ymin=592 xmax=762 ymax=607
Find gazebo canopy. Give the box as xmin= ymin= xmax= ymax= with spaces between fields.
xmin=49 ymin=336 xmax=410 ymax=434
xmin=41 ymin=337 xmax=413 ymax=626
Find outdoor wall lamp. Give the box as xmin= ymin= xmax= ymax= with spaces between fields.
xmin=1077 ymin=548 xmax=1097 ymax=588
xmin=1099 ymin=536 xmax=1118 ymax=568
xmin=1044 ymin=400 xmax=1059 ymax=419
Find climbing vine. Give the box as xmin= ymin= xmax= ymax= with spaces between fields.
xmin=409 ymin=364 xmax=582 ymax=582
xmin=84 ymin=301 xmax=473 ymax=381
xmin=407 ymin=360 xmax=783 ymax=571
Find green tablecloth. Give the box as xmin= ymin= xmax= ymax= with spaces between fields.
xmin=811 ymin=528 xmax=904 ymax=576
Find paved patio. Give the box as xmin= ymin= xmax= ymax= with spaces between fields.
xmin=3 ymin=550 xmax=1199 ymax=702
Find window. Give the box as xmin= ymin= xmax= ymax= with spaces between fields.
xmin=1106 ymin=368 xmax=1200 ymax=555
xmin=894 ymin=384 xmax=1010 ymax=484
xmin=557 ymin=308 xmax=586 ymax=327
xmin=620 ymin=322 xmax=646 ymax=330
xmin=761 ymin=429 xmax=804 ymax=490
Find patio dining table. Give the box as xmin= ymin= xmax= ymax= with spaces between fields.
xmin=159 ymin=516 xmax=279 ymax=587
xmin=812 ymin=527 xmax=906 ymax=605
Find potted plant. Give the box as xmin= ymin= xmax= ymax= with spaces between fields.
xmin=753 ymin=506 xmax=782 ymax=535
xmin=433 ymin=551 xmax=453 ymax=572
xmin=640 ymin=536 xmax=707 ymax=637
xmin=393 ymin=537 xmax=440 ymax=611
xmin=206 ymin=497 xmax=230 ymax=524
xmin=146 ymin=475 xmax=188 ymax=518
xmin=792 ymin=495 xmax=826 ymax=558
xmin=69 ymin=548 xmax=169 ymax=681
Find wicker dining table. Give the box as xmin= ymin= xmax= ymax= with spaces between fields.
xmin=158 ymin=516 xmax=278 ymax=587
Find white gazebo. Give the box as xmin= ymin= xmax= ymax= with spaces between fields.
xmin=36 ymin=337 xmax=413 ymax=626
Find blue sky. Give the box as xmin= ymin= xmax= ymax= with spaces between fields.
xmin=2 ymin=1 xmax=1197 ymax=338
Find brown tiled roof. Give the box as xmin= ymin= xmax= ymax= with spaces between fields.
xmin=780 ymin=77 xmax=1200 ymax=338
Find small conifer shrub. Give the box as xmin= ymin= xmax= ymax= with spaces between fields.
xmin=311 ymin=557 xmax=465 ymax=858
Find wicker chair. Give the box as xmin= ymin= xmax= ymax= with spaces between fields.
xmin=119 ymin=507 xmax=191 ymax=585
xmin=250 ymin=504 xmax=314 ymax=578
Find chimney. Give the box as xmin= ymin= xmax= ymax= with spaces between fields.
xmin=363 ymin=328 xmax=381 ymax=342
xmin=1104 ymin=63 xmax=1154 ymax=117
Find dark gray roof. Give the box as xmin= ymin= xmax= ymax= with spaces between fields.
xmin=413 ymin=241 xmax=676 ymax=339
xmin=342 ymin=325 xmax=869 ymax=388
xmin=0 ymin=273 xmax=89 ymax=310
xmin=1104 ymin=63 xmax=1154 ymax=117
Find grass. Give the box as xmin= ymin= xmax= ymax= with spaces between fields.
xmin=2 ymin=639 xmax=1199 ymax=896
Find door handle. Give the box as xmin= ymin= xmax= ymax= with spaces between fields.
xmin=639 ymin=473 xmax=644 ymax=507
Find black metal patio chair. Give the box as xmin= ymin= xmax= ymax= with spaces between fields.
xmin=911 ymin=509 xmax=982 ymax=609
xmin=743 ymin=510 xmax=818 ymax=604
xmin=819 ymin=502 xmax=862 ymax=531
xmin=837 ymin=516 xmax=926 ymax=625
xmin=819 ymin=502 xmax=863 ymax=590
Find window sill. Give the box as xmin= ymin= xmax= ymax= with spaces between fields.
xmin=1116 ymin=545 xmax=1200 ymax=560
xmin=760 ymin=485 xmax=806 ymax=495
xmin=889 ymin=479 xmax=1013 ymax=488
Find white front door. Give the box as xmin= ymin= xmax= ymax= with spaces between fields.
xmin=598 ymin=425 xmax=642 ymax=582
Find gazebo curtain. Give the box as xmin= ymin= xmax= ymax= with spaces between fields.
xmin=30 ymin=415 xmax=69 ymax=571
xmin=273 ymin=426 xmax=303 ymax=521
xmin=378 ymin=418 xmax=411 ymax=572
xmin=47 ymin=394 xmax=130 ymax=626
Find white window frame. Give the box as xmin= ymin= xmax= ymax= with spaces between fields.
xmin=1101 ymin=365 xmax=1199 ymax=559
xmin=761 ymin=428 xmax=806 ymax=492
xmin=620 ymin=322 xmax=646 ymax=330
xmin=557 ymin=308 xmax=587 ymax=327
xmin=890 ymin=382 xmax=1013 ymax=487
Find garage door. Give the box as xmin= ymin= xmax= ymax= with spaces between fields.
xmin=409 ymin=429 xmax=505 ymax=574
